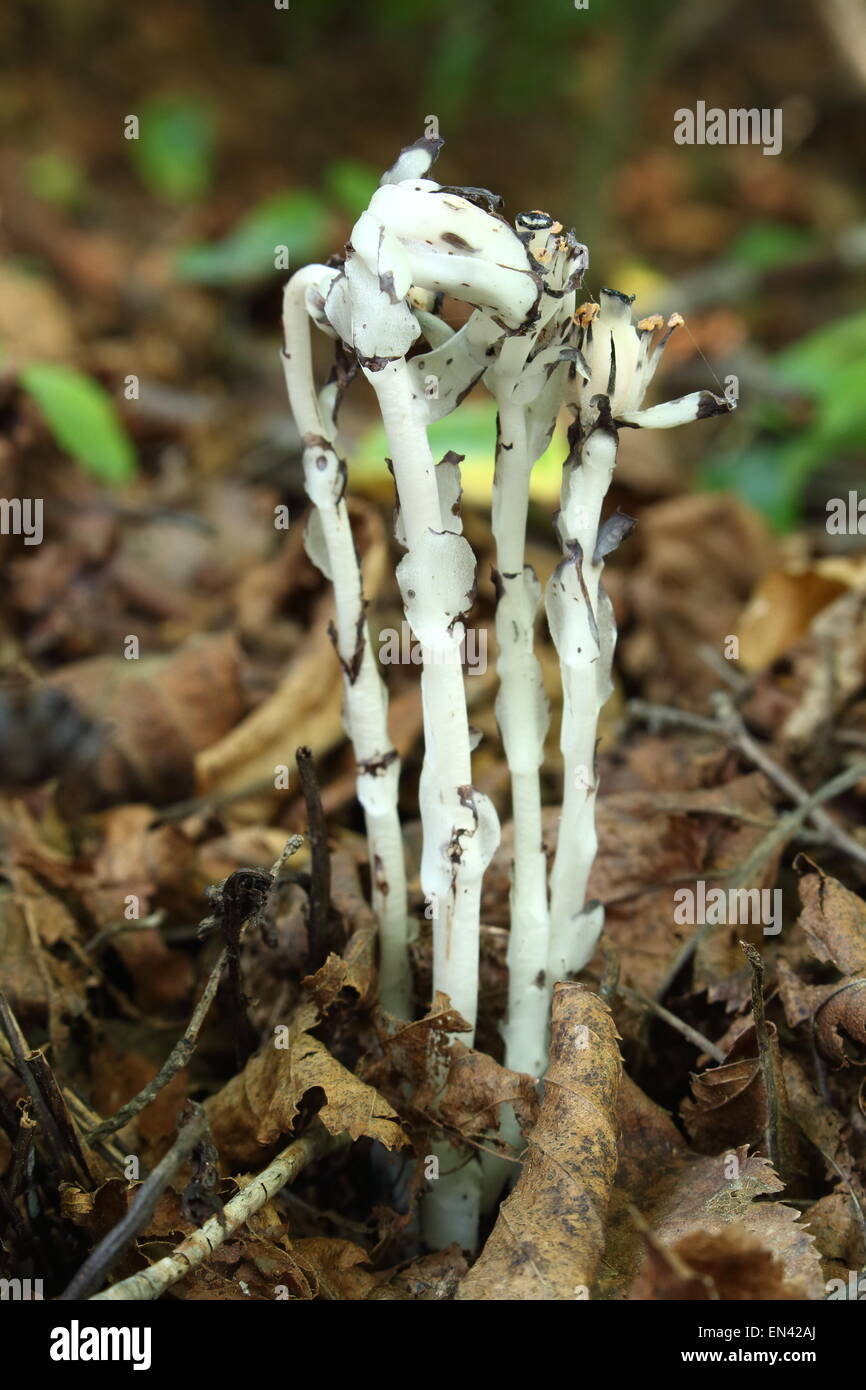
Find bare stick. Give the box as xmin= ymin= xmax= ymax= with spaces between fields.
xmin=90 ymin=1125 xmax=347 ymax=1301
xmin=59 ymin=1109 xmax=208 ymax=1300
xmin=87 ymin=949 xmax=227 ymax=1142
xmin=0 ymin=990 xmax=91 ymax=1187
xmin=740 ymin=941 xmax=783 ymax=1176
xmin=629 ymin=695 xmax=866 ymax=872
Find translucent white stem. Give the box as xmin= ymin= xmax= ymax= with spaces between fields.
xmin=547 ymin=417 xmax=618 ymax=980
xmin=282 ymin=271 xmax=410 ymax=1016
xmin=363 ymin=355 xmax=497 ymax=1251
xmin=491 ymin=400 xmax=550 ymax=1082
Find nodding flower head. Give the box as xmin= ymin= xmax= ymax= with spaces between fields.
xmin=570 ymin=287 xmax=684 ymax=422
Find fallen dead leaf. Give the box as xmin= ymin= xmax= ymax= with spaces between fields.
xmin=457 ymin=984 xmax=621 ymax=1300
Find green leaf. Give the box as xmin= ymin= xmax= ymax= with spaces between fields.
xmin=176 ymin=190 xmax=329 ymax=285
xmin=323 ymin=159 xmax=380 ymax=219
xmin=19 ymin=363 xmax=136 ymax=483
xmin=131 ymin=97 xmax=215 ymax=204
xmin=699 ymin=441 xmax=819 ymax=534
xmin=775 ymin=310 xmax=866 ymax=396
xmin=727 ymin=220 xmax=815 ymax=272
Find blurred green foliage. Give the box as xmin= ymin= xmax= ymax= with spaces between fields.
xmin=701 ymin=311 xmax=866 ymax=531
xmin=19 ymin=363 xmax=137 ymax=483
xmin=176 ymin=159 xmax=378 ymax=286
xmin=25 ymin=151 xmax=88 ymax=210
xmin=727 ymin=221 xmax=818 ymax=272
xmin=129 ymin=96 xmax=215 ymax=204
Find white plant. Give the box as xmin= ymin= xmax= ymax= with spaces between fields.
xmin=281 ymin=267 xmax=410 ymax=1016
xmin=282 ymin=137 xmax=733 ymax=1248
xmin=546 ymin=291 xmax=732 ymax=981
xmin=485 ymin=216 xmax=587 ymax=1085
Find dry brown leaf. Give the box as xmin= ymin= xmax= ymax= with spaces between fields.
xmin=619 ymin=493 xmax=775 ymax=707
xmin=303 ymin=849 xmax=378 ymax=1010
xmin=371 ymin=1246 xmax=468 ymax=1300
xmin=738 ymin=568 xmax=850 ymax=673
xmin=51 ymin=634 xmax=250 ymax=811
xmin=195 ymin=610 xmax=343 ymax=802
xmin=778 ymin=862 xmax=866 ymax=1065
xmin=630 ymin=1222 xmax=809 ymax=1300
xmin=206 ymin=1001 xmax=406 ymax=1168
xmin=795 ymin=857 xmax=866 ymax=975
xmin=365 ymin=993 xmax=537 ymax=1147
xmin=600 ymin=1078 xmax=824 ymax=1299
xmin=782 ymin=1054 xmax=866 ymax=1208
xmin=292 ymin=1238 xmax=377 ymax=1300
xmin=804 ymin=1192 xmax=866 ymax=1277
xmin=485 ymin=774 xmax=781 ymax=1002
xmin=457 ymin=984 xmax=622 ymax=1301
xmin=682 ymin=1026 xmax=769 ymax=1153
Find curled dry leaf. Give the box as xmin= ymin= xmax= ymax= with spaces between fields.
xmin=681 ymin=1022 xmax=802 ymax=1181
xmin=682 ymin=1024 xmax=774 ymax=1154
xmin=457 ymin=984 xmax=622 ymax=1301
xmin=205 ymin=1001 xmax=406 ymax=1169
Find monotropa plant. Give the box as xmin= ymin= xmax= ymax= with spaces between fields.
xmin=281 ymin=136 xmax=732 ymax=1249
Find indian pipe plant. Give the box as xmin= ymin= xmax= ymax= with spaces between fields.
xmin=281 ymin=134 xmax=733 ymax=1248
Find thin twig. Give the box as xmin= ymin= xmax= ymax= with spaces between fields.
xmin=296 ymin=744 xmax=331 ymax=968
xmin=655 ymin=757 xmax=866 ymax=1000
xmin=59 ymin=1108 xmax=208 ymax=1300
xmin=87 ymin=948 xmax=227 ymax=1142
xmin=0 ymin=990 xmax=91 ymax=1187
xmin=617 ymin=983 xmax=727 ymax=1063
xmin=740 ymin=941 xmax=782 ymax=1176
xmin=629 ymin=695 xmax=866 ymax=872
xmin=90 ymin=1124 xmax=348 ymax=1300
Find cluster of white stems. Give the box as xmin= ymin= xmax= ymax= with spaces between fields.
xmin=281 ymin=136 xmax=731 ymax=1247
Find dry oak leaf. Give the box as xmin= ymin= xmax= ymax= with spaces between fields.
xmin=457 ymin=984 xmax=622 ymax=1301
xmin=630 ymin=1222 xmax=809 ymax=1300
xmin=205 ymin=1001 xmax=406 ymax=1169
xmin=599 ymin=1079 xmax=824 ymax=1299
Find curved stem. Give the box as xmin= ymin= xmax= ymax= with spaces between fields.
xmin=282 ymin=272 xmax=410 ymax=1016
